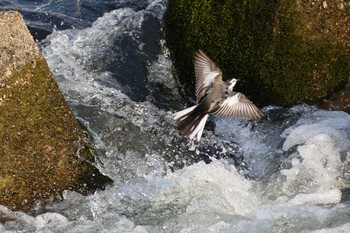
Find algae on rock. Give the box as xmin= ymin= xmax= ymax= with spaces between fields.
xmin=0 ymin=11 xmax=111 ymax=212
xmin=165 ymin=0 xmax=350 ymax=106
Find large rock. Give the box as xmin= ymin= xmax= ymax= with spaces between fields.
xmin=0 ymin=11 xmax=111 ymax=212
xmin=165 ymin=0 xmax=350 ymax=107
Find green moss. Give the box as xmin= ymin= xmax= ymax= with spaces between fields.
xmin=0 ymin=57 xmax=111 ymax=212
xmin=165 ymin=0 xmax=350 ymax=106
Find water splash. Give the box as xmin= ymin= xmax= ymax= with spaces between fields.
xmin=1 ymin=0 xmax=350 ymax=232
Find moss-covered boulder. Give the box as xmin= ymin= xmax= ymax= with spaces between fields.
xmin=165 ymin=0 xmax=350 ymax=106
xmin=0 ymin=11 xmax=111 ymax=212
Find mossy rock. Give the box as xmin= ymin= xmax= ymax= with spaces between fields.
xmin=0 ymin=11 xmax=112 ymax=212
xmin=165 ymin=0 xmax=350 ymax=107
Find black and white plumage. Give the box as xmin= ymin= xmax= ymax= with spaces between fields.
xmin=173 ymin=49 xmax=264 ymax=141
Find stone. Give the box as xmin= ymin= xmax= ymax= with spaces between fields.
xmin=322 ymin=1 xmax=328 ymax=9
xmin=337 ymin=2 xmax=344 ymax=10
xmin=0 ymin=11 xmax=112 ymax=212
xmin=165 ymin=1 xmax=350 ymax=107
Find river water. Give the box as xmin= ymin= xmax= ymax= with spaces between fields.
xmin=1 ymin=1 xmax=350 ymax=232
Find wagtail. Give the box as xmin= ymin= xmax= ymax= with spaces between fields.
xmin=173 ymin=49 xmax=264 ymax=141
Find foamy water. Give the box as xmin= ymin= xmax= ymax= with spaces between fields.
xmin=1 ymin=0 xmax=350 ymax=232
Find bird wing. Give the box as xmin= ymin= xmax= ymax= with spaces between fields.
xmin=194 ymin=50 xmax=222 ymax=103
xmin=212 ymin=92 xmax=264 ymax=121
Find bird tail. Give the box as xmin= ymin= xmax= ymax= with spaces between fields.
xmin=173 ymin=105 xmax=209 ymax=141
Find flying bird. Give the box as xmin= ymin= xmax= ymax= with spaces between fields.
xmin=173 ymin=49 xmax=264 ymax=141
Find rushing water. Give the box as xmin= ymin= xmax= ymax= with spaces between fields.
xmin=1 ymin=1 xmax=350 ymax=232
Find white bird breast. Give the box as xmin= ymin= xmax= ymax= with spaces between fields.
xmin=224 ymin=94 xmax=240 ymax=106
xmin=204 ymin=71 xmax=221 ymax=86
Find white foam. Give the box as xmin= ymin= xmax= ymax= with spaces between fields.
xmin=35 ymin=213 xmax=70 ymax=230
xmin=281 ymin=134 xmax=343 ymax=194
xmin=288 ymin=189 xmax=342 ymax=205
xmin=157 ymin=160 xmax=259 ymax=216
xmin=279 ymin=110 xmax=350 ymax=196
xmin=310 ymin=222 xmax=350 ymax=233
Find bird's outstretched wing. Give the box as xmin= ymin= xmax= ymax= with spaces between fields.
xmin=194 ymin=50 xmax=222 ymax=103
xmin=213 ymin=92 xmax=264 ymax=121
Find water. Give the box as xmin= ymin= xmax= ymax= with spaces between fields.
xmin=0 ymin=0 xmax=117 ymax=40
xmin=1 ymin=1 xmax=350 ymax=232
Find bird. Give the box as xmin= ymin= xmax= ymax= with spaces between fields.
xmin=173 ymin=49 xmax=264 ymax=141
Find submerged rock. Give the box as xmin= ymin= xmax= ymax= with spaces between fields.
xmin=165 ymin=0 xmax=350 ymax=107
xmin=0 ymin=11 xmax=111 ymax=212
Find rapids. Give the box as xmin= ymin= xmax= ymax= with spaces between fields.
xmin=1 ymin=0 xmax=350 ymax=232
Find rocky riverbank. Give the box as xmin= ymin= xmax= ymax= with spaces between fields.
xmin=0 ymin=11 xmax=111 ymax=212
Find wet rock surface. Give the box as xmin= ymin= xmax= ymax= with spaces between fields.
xmin=0 ymin=11 xmax=111 ymax=212
xmin=165 ymin=0 xmax=350 ymax=107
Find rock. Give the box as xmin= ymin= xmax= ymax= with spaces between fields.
xmin=337 ymin=1 xmax=344 ymax=10
xmin=322 ymin=1 xmax=328 ymax=9
xmin=0 ymin=11 xmax=112 ymax=212
xmin=165 ymin=1 xmax=350 ymax=107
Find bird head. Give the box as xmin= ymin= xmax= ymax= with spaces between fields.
xmin=227 ymin=78 xmax=238 ymax=91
